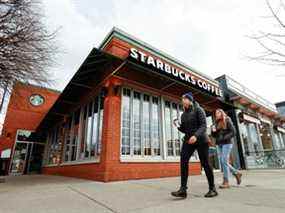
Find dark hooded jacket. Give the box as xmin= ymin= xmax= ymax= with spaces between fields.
xmin=178 ymin=101 xmax=207 ymax=144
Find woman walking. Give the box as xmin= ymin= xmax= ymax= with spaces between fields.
xmin=211 ymin=109 xmax=242 ymax=188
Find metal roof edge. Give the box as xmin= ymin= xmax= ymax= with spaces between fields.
xmin=98 ymin=27 xmax=220 ymax=87
xmin=222 ymin=75 xmax=277 ymax=113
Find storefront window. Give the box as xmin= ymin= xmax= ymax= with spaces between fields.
xmin=239 ymin=120 xmax=264 ymax=168
xmin=260 ymin=122 xmax=273 ymax=150
xmin=63 ymin=119 xmax=71 ymax=162
xmin=165 ymin=101 xmax=173 ymax=156
xmin=121 ymin=88 xmax=131 ymax=155
xmin=172 ymin=103 xmax=180 ymax=156
xmin=45 ymin=93 xmax=104 ymax=165
xmin=163 ymin=100 xmax=184 ymax=157
xmin=47 ymin=127 xmax=62 ymax=164
xmin=133 ymin=91 xmax=141 ymax=155
xmin=273 ymin=130 xmax=285 ymax=150
xmin=143 ymin=94 xmax=151 ymax=156
xmin=120 ymin=87 xmax=198 ymax=160
xmin=152 ymin=97 xmax=161 ymax=156
xmin=273 ymin=130 xmax=283 ymax=150
xmin=122 ymin=88 xmax=161 ymax=157
xmin=280 ymin=133 xmax=285 ymax=148
xmin=71 ymin=109 xmax=80 ymax=161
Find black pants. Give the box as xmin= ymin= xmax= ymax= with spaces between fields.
xmin=180 ymin=141 xmax=215 ymax=190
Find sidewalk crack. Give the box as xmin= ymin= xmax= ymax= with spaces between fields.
xmin=68 ymin=186 xmax=120 ymax=213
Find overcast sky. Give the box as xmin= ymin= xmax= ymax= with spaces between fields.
xmin=42 ymin=0 xmax=285 ymax=103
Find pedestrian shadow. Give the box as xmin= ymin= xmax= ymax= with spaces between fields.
xmin=169 ymin=193 xmax=204 ymax=201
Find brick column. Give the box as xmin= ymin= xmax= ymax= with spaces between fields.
xmin=100 ymin=77 xmax=122 ymax=182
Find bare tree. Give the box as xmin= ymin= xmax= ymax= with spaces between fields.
xmin=248 ymin=0 xmax=285 ymax=66
xmin=0 ymin=0 xmax=58 ymax=92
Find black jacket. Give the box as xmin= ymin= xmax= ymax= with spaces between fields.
xmin=211 ymin=117 xmax=236 ymax=145
xmin=178 ymin=102 xmax=207 ymax=144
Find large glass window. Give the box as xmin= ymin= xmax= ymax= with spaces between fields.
xmin=239 ymin=120 xmax=264 ymax=168
xmin=277 ymin=105 xmax=285 ymax=116
xmin=273 ymin=130 xmax=285 ymax=150
xmin=273 ymin=130 xmax=283 ymax=150
xmin=164 ymin=101 xmax=185 ymax=158
xmin=133 ymin=91 xmax=141 ymax=155
xmin=120 ymin=87 xmax=203 ymax=161
xmin=121 ymin=88 xmax=131 ymax=155
xmin=121 ymin=88 xmax=161 ymax=157
xmin=143 ymin=94 xmax=151 ymax=156
xmin=164 ymin=101 xmax=173 ymax=156
xmin=260 ymin=122 xmax=273 ymax=150
xmin=47 ymin=126 xmax=62 ymax=164
xmin=152 ymin=97 xmax=161 ymax=156
xmin=45 ymin=93 xmax=104 ymax=165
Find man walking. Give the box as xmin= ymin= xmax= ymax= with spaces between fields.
xmin=171 ymin=92 xmax=218 ymax=198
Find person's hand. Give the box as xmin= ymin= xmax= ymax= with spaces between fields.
xmin=173 ymin=118 xmax=180 ymax=128
xmin=173 ymin=118 xmax=178 ymax=127
xmin=208 ymin=138 xmax=215 ymax=147
xmin=211 ymin=125 xmax=217 ymax=132
xmin=188 ymin=136 xmax=197 ymax=144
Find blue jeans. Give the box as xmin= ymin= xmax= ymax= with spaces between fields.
xmin=218 ymin=144 xmax=238 ymax=182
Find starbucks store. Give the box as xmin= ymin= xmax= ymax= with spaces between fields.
xmin=37 ymin=28 xmax=231 ymax=182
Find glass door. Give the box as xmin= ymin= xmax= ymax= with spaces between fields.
xmin=240 ymin=121 xmax=264 ymax=168
xmin=10 ymin=142 xmax=30 ymax=175
xmin=10 ymin=130 xmax=46 ymax=175
xmin=28 ymin=143 xmax=45 ymax=174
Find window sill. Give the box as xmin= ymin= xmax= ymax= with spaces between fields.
xmin=60 ymin=159 xmax=100 ymax=166
xmin=42 ymin=164 xmax=59 ymax=168
xmin=120 ymin=157 xmax=200 ymax=163
xmin=43 ymin=158 xmax=100 ymax=167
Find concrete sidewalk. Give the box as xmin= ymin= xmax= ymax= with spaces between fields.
xmin=0 ymin=170 xmax=285 ymax=213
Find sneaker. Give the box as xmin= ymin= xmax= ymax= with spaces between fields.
xmin=234 ymin=172 xmax=242 ymax=185
xmin=219 ymin=182 xmax=230 ymax=189
xmin=171 ymin=188 xmax=187 ymax=198
xmin=204 ymin=189 xmax=218 ymax=198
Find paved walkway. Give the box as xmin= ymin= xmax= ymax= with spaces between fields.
xmin=0 ymin=170 xmax=285 ymax=213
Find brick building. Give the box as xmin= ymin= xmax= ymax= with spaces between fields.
xmin=37 ymin=28 xmax=231 ymax=182
xmin=0 ymin=82 xmax=60 ymax=175
xmin=1 ymin=28 xmax=285 ymax=181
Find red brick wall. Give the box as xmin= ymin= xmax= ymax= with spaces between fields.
xmin=42 ymin=163 xmax=105 ymax=181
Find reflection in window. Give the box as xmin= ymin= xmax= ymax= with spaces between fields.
xmin=165 ymin=101 xmax=173 ymax=156
xmin=152 ymin=97 xmax=160 ymax=156
xmin=273 ymin=130 xmax=285 ymax=150
xmin=239 ymin=120 xmax=264 ymax=168
xmin=45 ymin=93 xmax=104 ymax=164
xmin=172 ymin=103 xmax=180 ymax=156
xmin=71 ymin=109 xmax=80 ymax=161
xmin=260 ymin=123 xmax=273 ymax=150
xmin=122 ymin=88 xmax=131 ymax=155
xmin=143 ymin=94 xmax=151 ymax=156
xmin=133 ymin=92 xmax=141 ymax=155
xmin=164 ymin=100 xmax=184 ymax=157
xmin=47 ymin=127 xmax=61 ymax=164
xmin=121 ymin=88 xmax=161 ymax=157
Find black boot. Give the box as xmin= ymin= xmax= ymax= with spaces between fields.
xmin=204 ymin=187 xmax=218 ymax=198
xmin=171 ymin=188 xmax=187 ymax=198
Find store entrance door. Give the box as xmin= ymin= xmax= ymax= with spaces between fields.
xmin=10 ymin=142 xmax=45 ymax=175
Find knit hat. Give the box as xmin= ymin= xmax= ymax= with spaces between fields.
xmin=182 ymin=92 xmax=194 ymax=102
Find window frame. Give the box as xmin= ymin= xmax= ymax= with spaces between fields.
xmin=43 ymin=93 xmax=103 ymax=166
xmin=120 ymin=87 xmax=200 ymax=163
